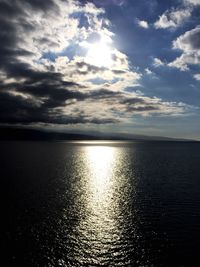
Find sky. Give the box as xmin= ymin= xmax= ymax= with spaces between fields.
xmin=0 ymin=0 xmax=200 ymax=139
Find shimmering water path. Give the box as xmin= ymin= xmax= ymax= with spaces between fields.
xmin=1 ymin=141 xmax=200 ymax=266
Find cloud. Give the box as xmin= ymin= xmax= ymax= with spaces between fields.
xmin=184 ymin=0 xmax=200 ymax=6
xmin=168 ymin=26 xmax=200 ymax=70
xmin=172 ymin=26 xmax=200 ymax=51
xmin=81 ymin=0 xmax=128 ymax=7
xmin=153 ymin=57 xmax=165 ymax=67
xmin=144 ymin=68 xmax=158 ymax=79
xmin=137 ymin=19 xmax=149 ymax=29
xmin=145 ymin=68 xmax=153 ymax=75
xmin=0 ymin=0 xmax=190 ymax=126
xmin=154 ymin=8 xmax=191 ymax=29
xmin=194 ymin=73 xmax=200 ymax=80
xmin=154 ymin=0 xmax=200 ymax=30
xmin=56 ymin=90 xmax=189 ymax=124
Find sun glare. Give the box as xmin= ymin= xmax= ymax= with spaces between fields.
xmin=85 ymin=37 xmax=113 ymax=68
xmin=86 ymin=146 xmax=115 ymax=196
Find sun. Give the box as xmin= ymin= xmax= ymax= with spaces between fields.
xmin=85 ymin=37 xmax=113 ymax=68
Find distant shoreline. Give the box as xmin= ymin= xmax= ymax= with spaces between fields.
xmin=0 ymin=126 xmax=198 ymax=142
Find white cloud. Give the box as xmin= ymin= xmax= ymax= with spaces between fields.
xmin=137 ymin=19 xmax=149 ymax=29
xmin=168 ymin=26 xmax=200 ymax=70
xmin=153 ymin=58 xmax=165 ymax=67
xmin=59 ymin=90 xmax=188 ymax=122
xmin=184 ymin=0 xmax=200 ymax=5
xmin=16 ymin=1 xmax=107 ymax=62
xmin=145 ymin=68 xmax=153 ymax=75
xmin=194 ymin=73 xmax=200 ymax=80
xmin=172 ymin=26 xmax=200 ymax=52
xmin=154 ymin=8 xmax=191 ymax=29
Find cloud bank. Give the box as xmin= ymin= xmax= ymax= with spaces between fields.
xmin=0 ymin=0 xmax=189 ymax=126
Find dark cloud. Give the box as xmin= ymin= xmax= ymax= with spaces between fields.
xmin=0 ymin=1 xmax=23 ymax=19
xmin=120 ymin=97 xmax=145 ymax=105
xmin=125 ymin=105 xmax=159 ymax=112
xmin=0 ymin=91 xmax=45 ymax=124
xmin=22 ymin=0 xmax=56 ymax=10
xmin=87 ymin=89 xmax=122 ymax=99
xmin=0 ymin=86 xmax=120 ymax=125
xmin=0 ymin=0 xmax=56 ymax=13
xmin=112 ymin=70 xmax=127 ymax=74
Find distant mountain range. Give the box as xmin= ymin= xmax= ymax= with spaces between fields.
xmin=0 ymin=126 xmax=197 ymax=142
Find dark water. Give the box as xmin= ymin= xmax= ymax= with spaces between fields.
xmin=1 ymin=141 xmax=200 ymax=267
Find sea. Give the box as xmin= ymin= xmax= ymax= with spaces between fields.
xmin=1 ymin=141 xmax=200 ymax=267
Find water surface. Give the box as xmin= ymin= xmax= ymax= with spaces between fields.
xmin=1 ymin=141 xmax=200 ymax=266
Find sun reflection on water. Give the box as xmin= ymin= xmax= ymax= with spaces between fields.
xmin=86 ymin=146 xmax=115 ymax=201
xmin=82 ymin=146 xmax=118 ymax=233
xmin=71 ymin=146 xmax=121 ymax=264
xmin=67 ymin=145 xmax=134 ymax=266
